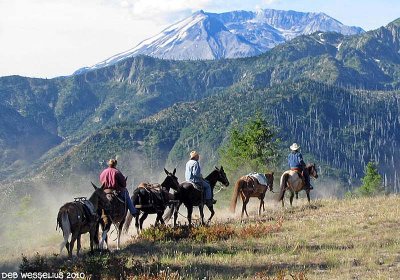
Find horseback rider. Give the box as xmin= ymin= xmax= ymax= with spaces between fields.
xmin=287 ymin=143 xmax=313 ymax=190
xmin=100 ymin=159 xmax=138 ymax=216
xmin=185 ymin=151 xmax=217 ymax=206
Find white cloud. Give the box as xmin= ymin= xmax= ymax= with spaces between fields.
xmin=0 ymin=0 xmax=167 ymax=77
xmin=0 ymin=0 xmax=269 ymax=77
xmin=263 ymin=0 xmax=281 ymax=4
xmin=111 ymin=0 xmax=265 ymax=22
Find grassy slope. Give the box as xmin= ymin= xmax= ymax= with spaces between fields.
xmin=15 ymin=195 xmax=400 ymax=279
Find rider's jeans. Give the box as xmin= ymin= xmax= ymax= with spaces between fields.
xmin=119 ymin=189 xmax=138 ymax=216
xmin=202 ymin=179 xmax=212 ymax=200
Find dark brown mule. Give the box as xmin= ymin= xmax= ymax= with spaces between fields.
xmin=278 ymin=163 xmax=318 ymax=207
xmin=168 ymin=166 xmax=230 ymax=227
xmin=230 ymin=172 xmax=274 ymax=220
xmin=97 ymin=178 xmax=130 ymax=250
xmin=123 ymin=168 xmax=179 ymax=234
xmin=57 ymin=183 xmax=110 ymax=259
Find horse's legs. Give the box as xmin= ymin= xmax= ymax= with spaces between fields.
xmin=244 ymin=198 xmax=250 ymax=217
xmin=199 ymin=204 xmax=205 ymax=225
xmin=207 ymin=205 xmax=215 ymax=224
xmin=76 ymin=235 xmax=81 ymax=257
xmin=154 ymin=214 xmax=159 ymax=226
xmin=89 ymin=229 xmax=96 ymax=253
xmin=258 ymin=198 xmax=262 ymax=216
xmin=139 ymin=213 xmax=148 ymax=231
xmin=281 ymin=190 xmax=285 ymax=207
xmin=241 ymin=198 xmax=249 ymax=221
xmin=187 ymin=205 xmax=193 ymax=227
xmin=155 ymin=212 xmax=165 ymax=226
xmin=69 ymin=232 xmax=79 ymax=259
xmin=99 ymin=223 xmax=110 ymax=250
xmin=117 ymin=221 xmax=124 ymax=250
xmin=65 ymin=241 xmax=70 ymax=256
xmin=306 ymin=190 xmax=311 ymax=204
xmin=135 ymin=213 xmax=140 ymax=235
xmin=93 ymin=223 xmax=100 ymax=250
xmin=173 ymin=203 xmax=181 ymax=228
xmin=262 ymin=198 xmax=265 ymax=212
xmin=289 ymin=191 xmax=294 ymax=206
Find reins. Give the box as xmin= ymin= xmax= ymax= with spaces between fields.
xmin=213 ymin=182 xmax=228 ymax=194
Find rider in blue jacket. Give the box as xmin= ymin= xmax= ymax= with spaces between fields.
xmin=185 ymin=151 xmax=216 ymax=205
xmin=288 ymin=143 xmax=313 ymax=190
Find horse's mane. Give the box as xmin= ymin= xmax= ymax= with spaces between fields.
xmin=205 ymin=169 xmax=218 ymax=181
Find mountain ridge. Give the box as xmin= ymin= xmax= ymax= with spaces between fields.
xmin=75 ymin=8 xmax=364 ymax=74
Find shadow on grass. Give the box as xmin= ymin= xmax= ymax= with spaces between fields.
xmin=169 ymin=262 xmax=328 ymax=278
xmin=20 ymin=249 xmax=327 ymax=279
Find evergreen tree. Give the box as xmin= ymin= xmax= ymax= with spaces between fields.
xmin=219 ymin=114 xmax=279 ymax=177
xmin=356 ymin=161 xmax=383 ymax=196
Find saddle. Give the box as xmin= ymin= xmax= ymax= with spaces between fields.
xmin=184 ymin=181 xmax=203 ymax=192
xmin=74 ymin=197 xmax=97 ymax=223
xmin=136 ymin=183 xmax=168 ymax=209
xmin=247 ymin=173 xmax=268 ymax=186
xmin=290 ymin=168 xmax=306 ymax=185
xmin=103 ymin=188 xmax=124 ymax=203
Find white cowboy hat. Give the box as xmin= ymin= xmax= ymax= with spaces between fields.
xmin=190 ymin=150 xmax=199 ymax=159
xmin=290 ymin=143 xmax=300 ymax=151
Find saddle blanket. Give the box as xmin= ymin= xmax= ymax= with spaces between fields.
xmin=247 ymin=172 xmax=268 ymax=186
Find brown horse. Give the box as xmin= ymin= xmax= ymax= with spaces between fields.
xmin=123 ymin=168 xmax=179 ymax=234
xmin=278 ymin=163 xmax=318 ymax=207
xmin=230 ymin=172 xmax=274 ymax=220
xmin=97 ymin=177 xmax=131 ymax=251
xmin=57 ymin=183 xmax=110 ymax=259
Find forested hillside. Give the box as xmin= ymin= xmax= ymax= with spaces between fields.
xmin=0 ymin=19 xmax=399 ymax=193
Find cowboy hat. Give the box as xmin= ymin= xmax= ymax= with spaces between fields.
xmin=190 ymin=150 xmax=199 ymax=159
xmin=290 ymin=143 xmax=300 ymax=151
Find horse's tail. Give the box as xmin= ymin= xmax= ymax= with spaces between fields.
xmin=123 ymin=212 xmax=133 ymax=234
xmin=278 ymin=173 xmax=290 ymax=201
xmin=58 ymin=211 xmax=71 ymax=254
xmin=230 ymin=179 xmax=242 ymax=213
xmin=163 ymin=203 xmax=175 ymax=223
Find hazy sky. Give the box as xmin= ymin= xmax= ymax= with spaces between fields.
xmin=0 ymin=0 xmax=399 ymax=78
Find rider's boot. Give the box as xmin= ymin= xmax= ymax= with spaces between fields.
xmin=304 ymin=183 xmax=313 ymax=191
xmin=205 ymin=199 xmax=217 ymax=207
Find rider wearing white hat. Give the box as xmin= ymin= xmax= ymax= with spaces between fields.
xmin=185 ymin=151 xmax=216 ymax=206
xmin=288 ymin=143 xmax=313 ymax=190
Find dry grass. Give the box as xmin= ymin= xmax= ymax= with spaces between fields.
xmin=11 ymin=195 xmax=400 ymax=279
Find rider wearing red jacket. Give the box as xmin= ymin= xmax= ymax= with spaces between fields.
xmin=100 ymin=159 xmax=138 ymax=215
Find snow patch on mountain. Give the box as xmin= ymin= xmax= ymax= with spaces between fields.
xmin=75 ymin=9 xmax=364 ymax=74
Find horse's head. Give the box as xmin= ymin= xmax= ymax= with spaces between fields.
xmin=307 ymin=163 xmax=318 ymax=179
xmin=91 ymin=182 xmax=111 ymax=210
xmin=161 ymin=168 xmax=179 ymax=191
xmin=214 ymin=166 xmax=229 ymax=187
xmin=265 ymin=172 xmax=274 ymax=192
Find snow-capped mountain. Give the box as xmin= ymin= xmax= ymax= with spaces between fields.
xmin=75 ymin=9 xmax=364 ymax=74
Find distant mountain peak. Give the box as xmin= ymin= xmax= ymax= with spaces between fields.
xmin=74 ymin=8 xmax=364 ymax=74
xmin=389 ymin=18 xmax=400 ymax=27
